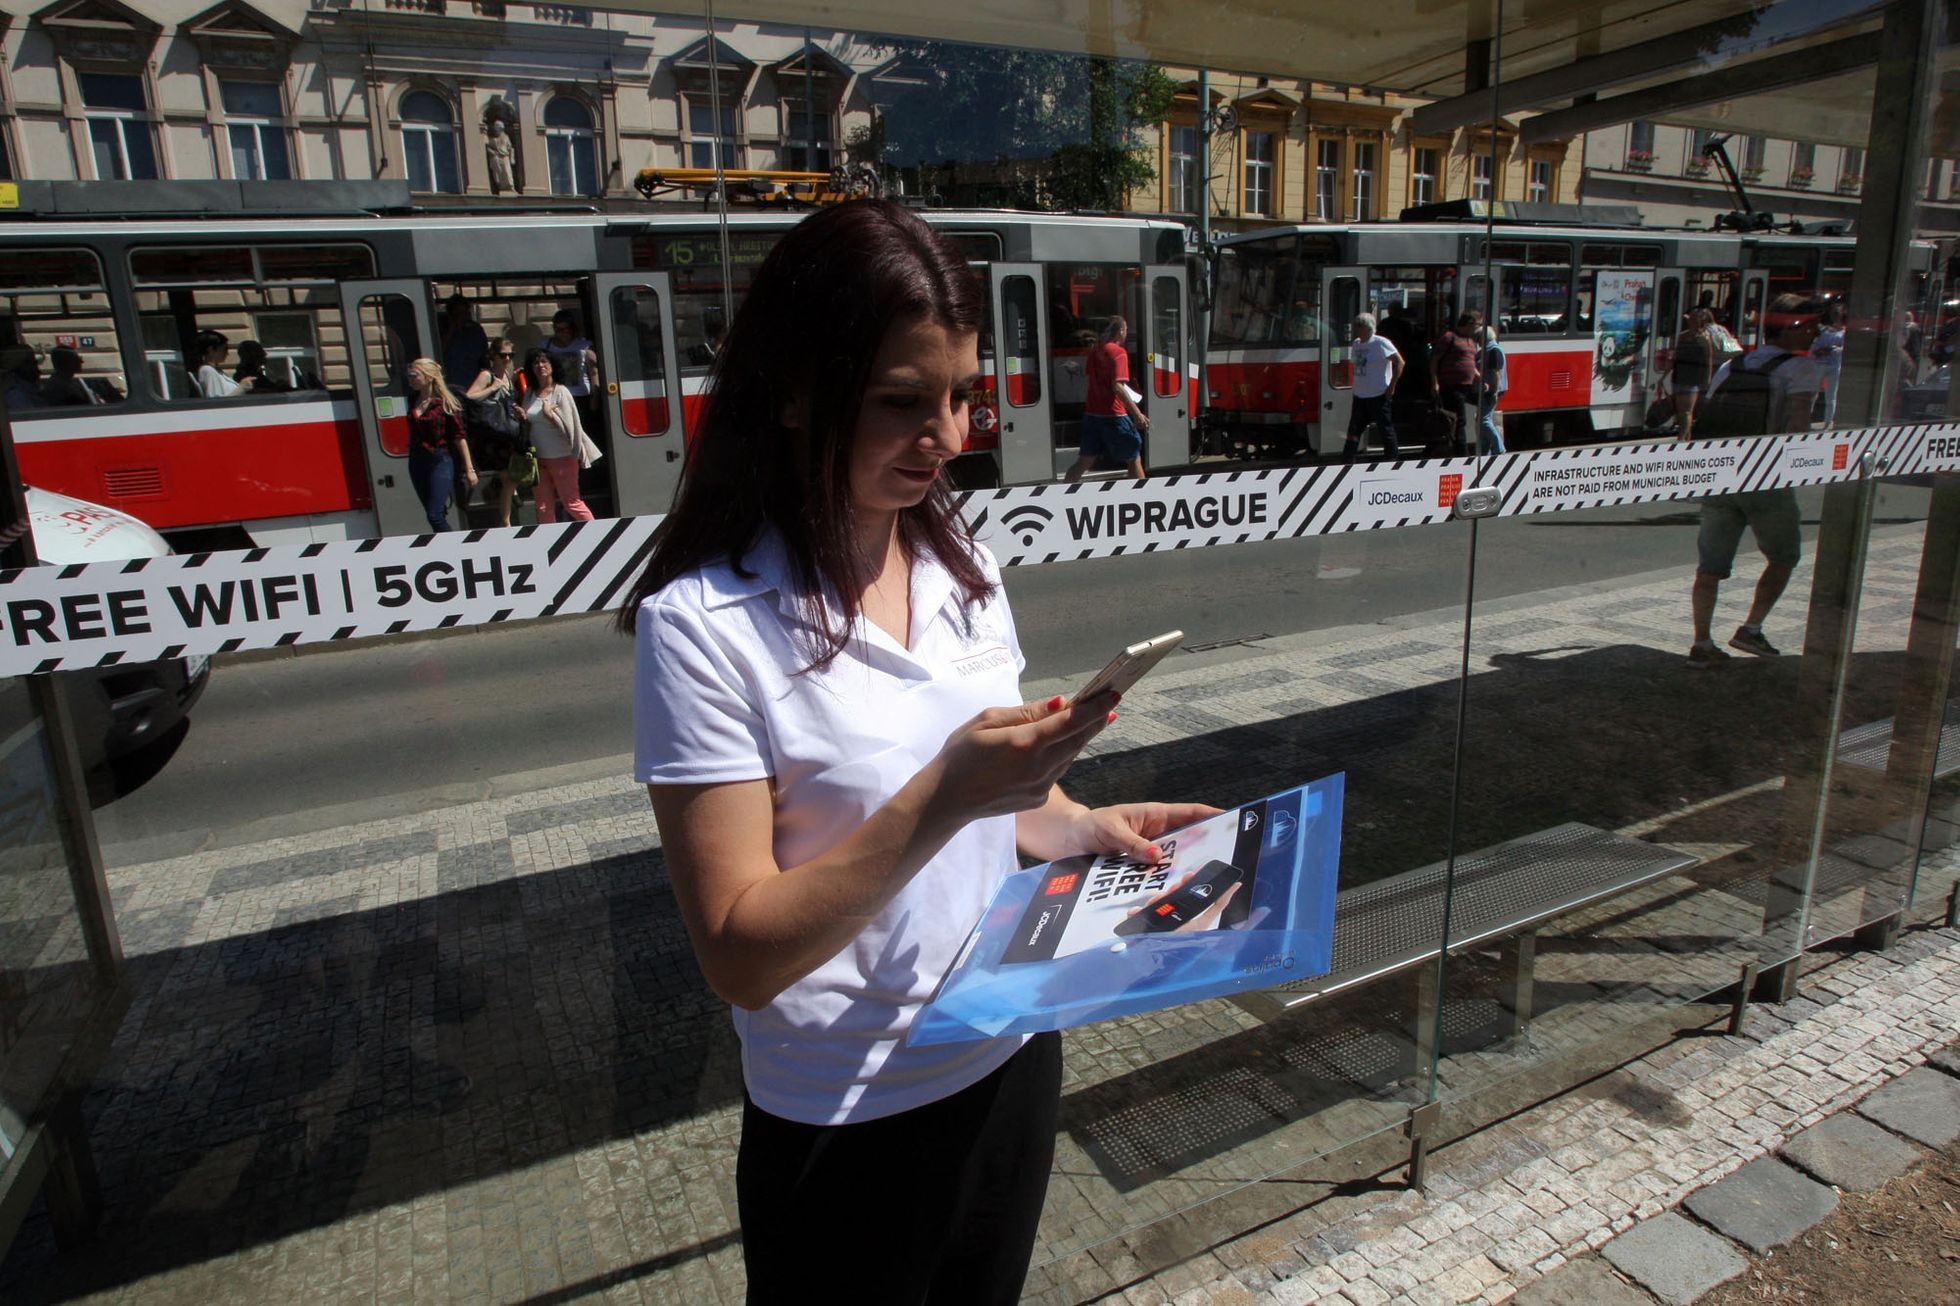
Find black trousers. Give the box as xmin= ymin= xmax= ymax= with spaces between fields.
xmin=736 ymin=1031 xmax=1063 ymax=1306
xmin=1344 ymin=392 xmax=1400 ymax=458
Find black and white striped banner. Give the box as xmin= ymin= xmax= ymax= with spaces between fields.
xmin=3 ymin=422 xmax=1957 ymax=674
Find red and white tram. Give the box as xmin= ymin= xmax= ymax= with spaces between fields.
xmin=1203 ymin=207 xmax=1920 ymax=456
xmin=0 ymin=187 xmax=1190 ymax=546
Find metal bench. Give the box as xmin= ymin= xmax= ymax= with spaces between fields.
xmin=1229 ymin=823 xmax=1699 ymax=1179
xmin=1835 ymin=698 xmax=1960 ymax=780
xmin=1234 ymin=822 xmax=1700 ymax=1025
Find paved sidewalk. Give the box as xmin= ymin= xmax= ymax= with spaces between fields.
xmin=1 ymin=511 xmax=1955 ymax=1303
xmin=1102 ymin=919 xmax=1960 ymax=1305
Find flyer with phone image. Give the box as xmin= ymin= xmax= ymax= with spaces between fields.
xmin=909 ymin=773 xmax=1344 ymax=1046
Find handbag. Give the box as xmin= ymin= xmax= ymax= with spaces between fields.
xmin=467 ymin=385 xmax=522 ymax=440
xmin=505 ymin=446 xmax=539 ymax=489
xmin=1644 ymin=388 xmax=1677 ymax=433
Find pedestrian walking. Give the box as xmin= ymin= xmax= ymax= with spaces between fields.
xmin=1065 ymin=315 xmax=1150 ymax=484
xmin=1685 ymin=295 xmax=1824 ymax=668
xmin=520 ymin=347 xmax=600 ymax=523
xmin=1342 ymin=312 xmax=1403 ymax=461
xmin=405 ymin=357 xmax=476 ymax=533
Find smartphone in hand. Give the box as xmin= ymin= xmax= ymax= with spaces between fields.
xmin=1113 ymin=860 xmax=1246 ymax=936
xmin=1069 ymin=630 xmax=1183 ymax=707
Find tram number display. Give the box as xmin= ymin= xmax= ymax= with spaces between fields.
xmin=635 ymin=233 xmax=778 ymax=274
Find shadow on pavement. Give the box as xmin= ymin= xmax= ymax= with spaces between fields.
xmin=0 ymin=641 xmax=1932 ymax=1298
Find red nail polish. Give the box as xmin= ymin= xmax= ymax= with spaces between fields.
xmin=1047 ymin=695 xmax=1064 ymax=711
xmin=1106 ymin=711 xmax=1118 ymax=724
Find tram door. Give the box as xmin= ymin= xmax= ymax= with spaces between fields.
xmin=338 ymin=279 xmax=442 ymax=535
xmin=1318 ymin=269 xmax=1364 ymax=454
xmin=593 ymin=273 xmax=686 ymax=519
xmin=988 ymin=264 xmax=1055 ymax=483
xmin=1143 ymin=267 xmax=1191 ymax=468
xmin=1738 ymin=269 xmax=1770 ymax=348
xmin=1647 ymin=269 xmax=1685 ymax=418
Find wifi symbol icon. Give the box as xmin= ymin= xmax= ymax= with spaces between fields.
xmin=1000 ymin=504 xmax=1055 ymax=547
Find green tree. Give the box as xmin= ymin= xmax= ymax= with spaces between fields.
xmin=857 ymin=41 xmax=1177 ymax=211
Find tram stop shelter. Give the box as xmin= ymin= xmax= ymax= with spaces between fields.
xmin=1 ymin=0 xmax=1958 ymax=1301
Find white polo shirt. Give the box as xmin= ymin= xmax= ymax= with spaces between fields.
xmin=633 ymin=528 xmax=1028 ymax=1125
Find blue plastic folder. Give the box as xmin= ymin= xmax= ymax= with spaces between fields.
xmin=909 ymin=774 xmax=1344 ymax=1046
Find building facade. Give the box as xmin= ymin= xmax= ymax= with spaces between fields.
xmin=1145 ymin=71 xmax=1578 ymax=229
xmin=0 ymin=2 xmax=1587 ymax=225
xmin=0 ymin=0 xmax=888 ymax=203
xmin=1578 ymin=118 xmax=1960 ymax=234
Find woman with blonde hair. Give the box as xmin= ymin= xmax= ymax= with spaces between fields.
xmin=407 ymin=357 xmax=476 ymax=532
xmin=520 ymin=347 xmax=601 ymax=523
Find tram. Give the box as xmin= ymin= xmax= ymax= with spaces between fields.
xmin=1204 ymin=204 xmax=1936 ymax=456
xmin=0 ymin=184 xmax=1191 ymax=548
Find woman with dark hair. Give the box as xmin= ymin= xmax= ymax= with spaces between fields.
xmin=519 ymin=346 xmax=600 ymax=522
xmin=622 ymin=200 xmax=1210 ymax=1302
xmin=193 ymin=330 xmax=253 ymax=399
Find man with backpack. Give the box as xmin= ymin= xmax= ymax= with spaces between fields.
xmin=1684 ymin=294 xmax=1824 ymax=669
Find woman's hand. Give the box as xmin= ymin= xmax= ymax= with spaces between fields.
xmin=926 ymin=695 xmax=1115 ymax=826
xmin=1063 ymin=801 xmax=1226 ymax=863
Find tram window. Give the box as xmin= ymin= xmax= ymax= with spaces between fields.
xmin=1368 ymin=266 xmax=1442 ymax=339
xmin=938 ymin=232 xmax=1004 ymax=262
xmin=0 ymin=248 xmax=127 ymax=412
xmin=1741 ymin=277 xmax=1766 ymax=347
xmin=354 ymin=294 xmax=420 ymax=456
xmin=1151 ymin=276 xmax=1182 ymax=399
xmin=128 ymin=244 xmax=372 ymax=402
xmin=608 ymin=285 xmax=671 ymax=436
xmin=1686 ymin=270 xmax=1740 ymax=327
xmin=1657 ymin=279 xmax=1681 ymax=348
xmin=1045 ymin=262 xmax=1140 ymax=418
xmin=1325 ymin=277 xmax=1360 ymax=389
xmin=1209 ymin=240 xmax=1307 ymax=348
xmin=1499 ymin=264 xmax=1571 ymax=334
xmin=998 ymin=275 xmax=1042 ymax=409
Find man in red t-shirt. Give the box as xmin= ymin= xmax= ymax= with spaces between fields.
xmin=1065 ymin=316 xmax=1151 ymax=484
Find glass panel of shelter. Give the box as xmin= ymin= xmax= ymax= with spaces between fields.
xmin=1436 ymin=19 xmax=1952 ymax=1151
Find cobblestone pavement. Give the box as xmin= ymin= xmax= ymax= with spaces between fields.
xmin=2 ymin=513 xmax=1957 ymax=1303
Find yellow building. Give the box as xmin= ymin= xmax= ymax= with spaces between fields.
xmin=1147 ymin=72 xmax=1578 ymax=227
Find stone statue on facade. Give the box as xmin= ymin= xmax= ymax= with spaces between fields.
xmin=483 ymin=98 xmax=523 ymax=194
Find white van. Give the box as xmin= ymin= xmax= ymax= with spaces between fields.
xmin=25 ymin=487 xmax=210 ymax=770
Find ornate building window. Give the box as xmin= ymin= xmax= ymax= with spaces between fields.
xmin=672 ymin=36 xmax=752 ymax=172
xmin=543 ymin=97 xmax=599 ymax=196
xmin=1528 ymin=158 xmax=1552 ymax=202
xmin=1350 ymin=139 xmax=1376 ymax=220
xmin=774 ymin=45 xmax=846 ymax=174
xmin=37 ymin=0 xmax=163 ymax=180
xmin=220 ymin=80 xmax=290 ymax=180
xmin=1169 ymin=124 xmax=1201 ymax=213
xmin=400 ymin=90 xmax=460 ymax=194
xmin=80 ymin=72 xmax=157 ymax=180
xmin=1411 ymin=146 xmax=1439 ymax=206
xmin=1243 ymin=130 xmax=1274 ymax=216
xmin=1315 ymin=138 xmax=1340 ymax=219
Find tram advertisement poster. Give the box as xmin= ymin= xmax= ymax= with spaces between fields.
xmin=909 ymin=773 xmax=1343 ymax=1046
xmin=1591 ymin=269 xmax=1654 ymax=406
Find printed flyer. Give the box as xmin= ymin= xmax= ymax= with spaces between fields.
xmin=909 ymin=774 xmax=1344 ymax=1045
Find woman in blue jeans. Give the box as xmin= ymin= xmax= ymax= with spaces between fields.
xmin=406 ymin=357 xmax=476 ymax=532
